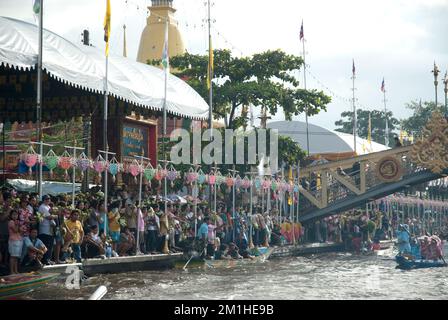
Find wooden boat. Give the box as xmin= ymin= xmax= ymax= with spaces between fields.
xmin=0 ymin=272 xmax=59 ymax=300
xmin=395 ymin=255 xmax=447 ymax=270
xmin=179 ymin=247 xmax=275 ymax=269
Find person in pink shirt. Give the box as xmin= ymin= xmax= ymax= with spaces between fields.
xmin=8 ymin=209 xmax=23 ymax=274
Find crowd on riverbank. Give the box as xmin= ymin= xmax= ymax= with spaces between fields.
xmin=1 ymin=185 xmax=447 ymax=274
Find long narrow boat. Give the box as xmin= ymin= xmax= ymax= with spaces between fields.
xmin=395 ymin=255 xmax=447 ymax=270
xmin=0 ymin=273 xmax=59 ymax=300
xmin=179 ymin=247 xmax=275 ymax=269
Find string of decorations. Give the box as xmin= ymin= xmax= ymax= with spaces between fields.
xmin=19 ymin=145 xmax=303 ymax=193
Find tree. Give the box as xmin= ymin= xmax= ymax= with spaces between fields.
xmin=401 ymin=100 xmax=444 ymax=138
xmin=334 ymin=109 xmax=399 ymax=145
xmin=150 ymin=49 xmax=331 ymax=129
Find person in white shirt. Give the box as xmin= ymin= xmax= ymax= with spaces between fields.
xmin=37 ymin=195 xmax=57 ymax=265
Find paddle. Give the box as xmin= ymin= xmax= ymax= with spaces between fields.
xmin=183 ymin=247 xmax=206 ymax=270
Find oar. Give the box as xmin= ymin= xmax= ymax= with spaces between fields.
xmin=182 ymin=254 xmax=196 ymax=270
xmin=183 ymin=247 xmax=206 ymax=270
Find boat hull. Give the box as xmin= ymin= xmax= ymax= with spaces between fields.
xmin=395 ymin=255 xmax=447 ymax=270
xmin=0 ymin=273 xmax=59 ymax=300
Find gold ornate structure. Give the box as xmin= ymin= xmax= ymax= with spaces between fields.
xmin=410 ymin=111 xmax=448 ymax=174
xmin=375 ymin=156 xmax=403 ymax=182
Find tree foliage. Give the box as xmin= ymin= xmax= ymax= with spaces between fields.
xmin=401 ymin=100 xmax=444 ymax=137
xmin=149 ymin=49 xmax=331 ymax=129
xmin=334 ymin=109 xmax=399 ymax=144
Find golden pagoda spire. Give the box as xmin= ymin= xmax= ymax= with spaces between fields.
xmin=137 ymin=0 xmax=185 ymax=65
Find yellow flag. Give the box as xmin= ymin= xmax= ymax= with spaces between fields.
xmin=104 ymin=0 xmax=111 ymax=56
xmin=207 ymin=36 xmax=213 ymax=89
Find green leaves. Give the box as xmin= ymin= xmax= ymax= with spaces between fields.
xmin=148 ymin=49 xmax=330 ymax=130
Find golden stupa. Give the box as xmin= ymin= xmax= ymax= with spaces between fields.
xmin=137 ymin=0 xmax=185 ymax=64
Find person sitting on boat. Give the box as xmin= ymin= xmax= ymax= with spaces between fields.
xmin=214 ymin=244 xmax=231 ymax=260
xmin=396 ymin=224 xmax=411 ymax=255
xmin=409 ymin=238 xmax=421 ymax=260
xmin=420 ymin=236 xmax=430 ymax=260
xmin=21 ymin=228 xmax=47 ymax=271
xmin=427 ymin=236 xmax=443 ymax=261
xmin=227 ymin=242 xmax=243 ymax=259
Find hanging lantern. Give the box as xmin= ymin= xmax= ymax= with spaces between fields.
xmin=197 ymin=169 xmax=206 ymax=184
xmin=108 ymin=157 xmax=121 ymax=183
xmin=59 ymin=150 xmax=74 ymax=181
xmin=166 ymin=165 xmax=178 ymax=187
xmin=22 ymin=145 xmax=39 ymax=175
xmin=262 ymin=178 xmax=271 ymax=190
xmin=43 ymin=149 xmax=58 ymax=178
xmin=242 ymin=176 xmax=251 ymax=190
xmin=185 ymin=167 xmax=198 ymax=184
xmin=76 ymin=152 xmax=92 ymax=179
xmin=271 ymin=179 xmax=278 ymax=192
xmin=93 ymin=154 xmax=107 ymax=183
xmin=234 ymin=175 xmax=242 ymax=189
xmin=144 ymin=163 xmax=156 ymax=186
xmin=208 ymin=172 xmax=216 ymax=185
xmin=216 ymin=171 xmax=225 ymax=185
xmin=129 ymin=159 xmax=141 ymax=183
xmin=254 ymin=177 xmax=262 ymax=190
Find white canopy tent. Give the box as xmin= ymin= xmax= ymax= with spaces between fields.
xmin=0 ymin=16 xmax=209 ymax=120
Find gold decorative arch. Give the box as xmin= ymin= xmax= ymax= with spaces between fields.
xmin=410 ymin=112 xmax=448 ymax=173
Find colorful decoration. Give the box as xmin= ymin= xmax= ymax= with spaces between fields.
xmin=22 ymin=146 xmax=39 ymax=175
xmin=76 ymin=152 xmax=92 ymax=176
xmin=254 ymin=177 xmax=262 ymax=190
xmin=144 ymin=163 xmax=156 ymax=185
xmin=262 ymin=178 xmax=271 ymax=190
xmin=166 ymin=165 xmax=178 ymax=187
xmin=128 ymin=159 xmax=141 ymax=183
xmin=59 ymin=151 xmax=73 ymax=180
xmin=43 ymin=149 xmax=58 ymax=178
xmin=197 ymin=169 xmax=206 ymax=184
xmin=108 ymin=157 xmax=121 ymax=183
xmin=185 ymin=167 xmax=198 ymax=184
xmin=271 ymin=179 xmax=278 ymax=192
xmin=241 ymin=176 xmax=251 ymax=190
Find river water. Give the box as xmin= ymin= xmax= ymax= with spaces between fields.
xmin=28 ymin=250 xmax=448 ymax=300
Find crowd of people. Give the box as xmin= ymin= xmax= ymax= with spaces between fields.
xmin=0 ymin=185 xmax=306 ymax=275
xmin=1 ymin=184 xmax=446 ymax=275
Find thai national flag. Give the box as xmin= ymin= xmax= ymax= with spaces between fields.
xmin=299 ymin=21 xmax=304 ymax=41
xmin=381 ymin=78 xmax=385 ymax=92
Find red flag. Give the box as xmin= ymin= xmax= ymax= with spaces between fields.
xmin=299 ymin=20 xmax=304 ymax=41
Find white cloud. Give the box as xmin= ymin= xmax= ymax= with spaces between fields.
xmin=1 ymin=0 xmax=447 ymax=131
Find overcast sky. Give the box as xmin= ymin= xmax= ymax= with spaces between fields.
xmin=1 ymin=0 xmax=448 ymax=131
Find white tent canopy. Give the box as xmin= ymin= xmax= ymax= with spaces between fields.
xmin=0 ymin=16 xmax=209 ymax=120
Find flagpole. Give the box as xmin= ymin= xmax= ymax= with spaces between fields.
xmin=103 ymin=0 xmax=111 ymax=224
xmin=163 ymin=19 xmax=168 ymax=219
xmin=37 ymin=0 xmax=44 ymax=199
xmin=382 ymin=79 xmax=389 ymax=147
xmin=208 ymin=0 xmax=213 ymax=139
xmin=351 ymin=60 xmax=357 ymax=154
xmin=301 ymin=21 xmax=310 ymax=156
